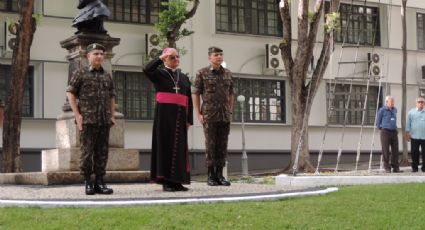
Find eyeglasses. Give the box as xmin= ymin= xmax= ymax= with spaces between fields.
xmin=169 ymin=55 xmax=180 ymax=60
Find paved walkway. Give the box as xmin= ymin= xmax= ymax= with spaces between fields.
xmin=0 ymin=181 xmax=339 ymax=207
xmin=4 ymin=166 xmax=420 ymax=207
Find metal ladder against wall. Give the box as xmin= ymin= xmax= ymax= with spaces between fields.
xmin=368 ymin=0 xmax=393 ymax=173
xmin=315 ymin=0 xmax=382 ymax=174
xmin=353 ymin=0 xmax=384 ymax=172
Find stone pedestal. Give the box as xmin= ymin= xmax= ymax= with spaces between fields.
xmin=0 ymin=33 xmax=149 ymax=185
xmin=0 ymin=171 xmax=150 ymax=185
xmin=40 ymin=33 xmax=148 ymax=184
xmin=41 ymin=112 xmax=139 ymax=173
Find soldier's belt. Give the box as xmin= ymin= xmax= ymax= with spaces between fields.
xmin=156 ymin=92 xmax=188 ymax=107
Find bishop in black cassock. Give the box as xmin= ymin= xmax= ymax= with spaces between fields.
xmin=143 ymin=48 xmax=193 ymax=192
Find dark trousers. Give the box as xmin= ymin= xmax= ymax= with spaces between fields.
xmin=203 ymin=122 xmax=230 ymax=167
xmin=380 ymin=129 xmax=399 ymax=170
xmin=410 ymin=138 xmax=425 ymax=171
xmin=79 ymin=124 xmax=110 ymax=177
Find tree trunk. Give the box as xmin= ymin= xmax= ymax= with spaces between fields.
xmin=0 ymin=100 xmax=4 ymax=127
xmin=400 ymin=0 xmax=409 ymax=166
xmin=280 ymin=0 xmax=337 ymax=173
xmin=288 ymin=79 xmax=314 ymax=172
xmin=2 ymin=0 xmax=35 ymax=173
xmin=167 ymin=35 xmax=177 ymax=48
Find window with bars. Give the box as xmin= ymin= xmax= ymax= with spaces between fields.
xmin=418 ymin=13 xmax=425 ymax=50
xmin=327 ymin=84 xmax=382 ymax=125
xmin=0 ymin=65 xmax=34 ymax=117
xmin=419 ymin=88 xmax=425 ymax=97
xmin=325 ymin=2 xmax=380 ymax=46
xmin=113 ymin=71 xmax=156 ymax=120
xmin=104 ymin=0 xmax=164 ymax=24
xmin=0 ymin=0 xmax=18 ymax=12
xmin=216 ymin=0 xmax=283 ymax=37
xmin=233 ymin=77 xmax=285 ymax=123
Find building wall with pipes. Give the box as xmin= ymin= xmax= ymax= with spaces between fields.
xmin=0 ymin=0 xmax=424 ymax=173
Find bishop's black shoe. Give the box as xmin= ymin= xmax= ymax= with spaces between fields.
xmin=216 ymin=166 xmax=231 ymax=186
xmin=163 ymin=182 xmax=176 ymax=192
xmin=174 ymin=183 xmax=189 ymax=192
xmin=94 ymin=176 xmax=114 ymax=194
xmin=84 ymin=179 xmax=95 ymax=195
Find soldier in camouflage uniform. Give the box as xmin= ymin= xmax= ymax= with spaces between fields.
xmin=66 ymin=43 xmax=115 ymax=195
xmin=192 ymin=46 xmax=234 ymax=186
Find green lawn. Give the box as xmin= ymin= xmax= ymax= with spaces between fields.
xmin=1 ymin=183 xmax=424 ymax=230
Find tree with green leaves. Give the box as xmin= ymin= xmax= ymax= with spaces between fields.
xmin=279 ymin=0 xmax=340 ymax=172
xmin=155 ymin=0 xmax=200 ymax=50
xmin=2 ymin=0 xmax=37 ymax=173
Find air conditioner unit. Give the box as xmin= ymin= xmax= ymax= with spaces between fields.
xmin=266 ymin=43 xmax=284 ymax=70
xmin=4 ymin=21 xmax=17 ymax=53
xmin=145 ymin=33 xmax=161 ymax=59
xmin=368 ymin=52 xmax=382 ymax=77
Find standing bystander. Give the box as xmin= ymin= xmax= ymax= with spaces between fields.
xmin=406 ymin=97 xmax=425 ymax=172
xmin=376 ymin=96 xmax=401 ymax=173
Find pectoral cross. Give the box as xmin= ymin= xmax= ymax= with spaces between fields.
xmin=173 ymin=86 xmax=180 ymax=93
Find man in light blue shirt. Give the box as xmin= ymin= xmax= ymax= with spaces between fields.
xmin=376 ymin=96 xmax=401 ymax=173
xmin=406 ymin=97 xmax=425 ymax=172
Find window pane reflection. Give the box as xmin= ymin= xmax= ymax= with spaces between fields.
xmin=233 ymin=77 xmax=285 ymax=123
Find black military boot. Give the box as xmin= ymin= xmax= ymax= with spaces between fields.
xmin=94 ymin=175 xmax=113 ymax=194
xmin=207 ymin=167 xmax=218 ymax=186
xmin=84 ymin=175 xmax=95 ymax=195
xmin=216 ymin=166 xmax=231 ymax=186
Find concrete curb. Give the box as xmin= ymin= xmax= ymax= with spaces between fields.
xmin=276 ymin=174 xmax=425 ymax=187
xmin=0 ymin=187 xmax=338 ymax=208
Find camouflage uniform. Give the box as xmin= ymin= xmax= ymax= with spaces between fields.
xmin=66 ymin=65 xmax=115 ymax=177
xmin=193 ymin=66 xmax=234 ymax=167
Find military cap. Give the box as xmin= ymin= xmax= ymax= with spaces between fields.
xmin=208 ymin=46 xmax=223 ymax=54
xmin=86 ymin=43 xmax=106 ymax=53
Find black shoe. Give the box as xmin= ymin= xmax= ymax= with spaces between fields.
xmin=217 ymin=177 xmax=231 ymax=186
xmin=421 ymin=168 xmax=425 ymax=172
xmin=84 ymin=180 xmax=95 ymax=195
xmin=393 ymin=168 xmax=403 ymax=173
xmin=207 ymin=167 xmax=219 ymax=186
xmin=163 ymin=183 xmax=176 ymax=192
xmin=174 ymin=183 xmax=189 ymax=192
xmin=94 ymin=176 xmax=113 ymax=194
xmin=412 ymin=168 xmax=419 ymax=172
xmin=216 ymin=166 xmax=231 ymax=186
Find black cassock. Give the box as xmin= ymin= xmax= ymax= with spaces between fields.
xmin=143 ymin=58 xmax=193 ymax=184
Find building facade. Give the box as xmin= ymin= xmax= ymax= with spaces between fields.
xmin=0 ymin=0 xmax=425 ymax=173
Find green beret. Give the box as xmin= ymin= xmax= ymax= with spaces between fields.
xmin=86 ymin=43 xmax=106 ymax=53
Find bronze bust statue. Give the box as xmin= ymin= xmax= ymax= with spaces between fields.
xmin=72 ymin=0 xmax=111 ymax=34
